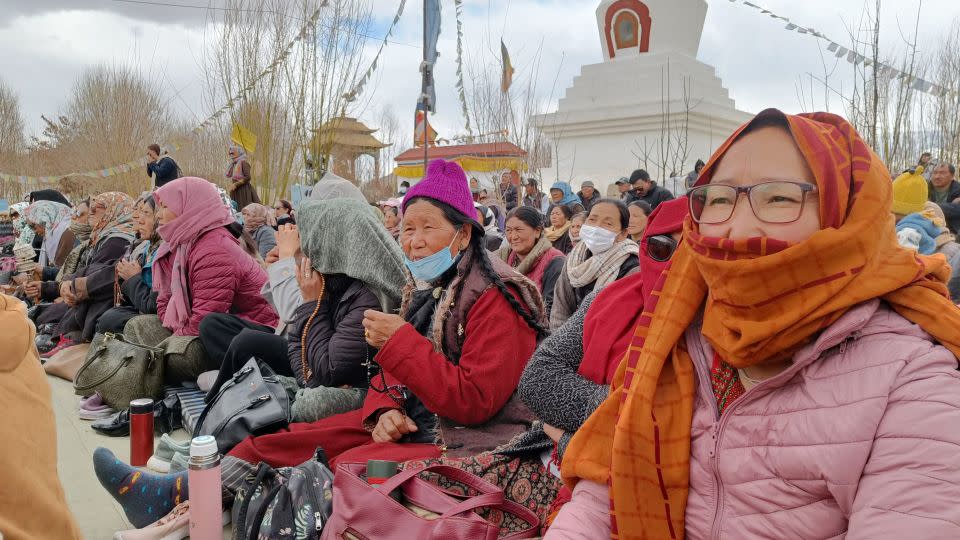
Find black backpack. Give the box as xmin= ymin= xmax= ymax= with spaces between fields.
xmin=231 ymin=449 xmax=335 ymax=540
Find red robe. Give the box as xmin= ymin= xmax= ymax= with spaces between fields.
xmin=228 ymin=288 xmax=537 ymax=468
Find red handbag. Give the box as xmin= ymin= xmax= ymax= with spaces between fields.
xmin=321 ymin=462 xmax=540 ymax=540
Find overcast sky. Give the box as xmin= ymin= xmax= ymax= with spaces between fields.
xmin=1 ymin=0 xmax=958 ymax=151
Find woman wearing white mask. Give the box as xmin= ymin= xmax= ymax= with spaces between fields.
xmin=550 ymin=198 xmax=639 ymax=330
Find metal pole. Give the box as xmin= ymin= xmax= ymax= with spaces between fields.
xmin=422 ymin=0 xmax=428 ymax=176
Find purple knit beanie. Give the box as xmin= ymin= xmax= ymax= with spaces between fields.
xmin=403 ymin=159 xmax=479 ymax=229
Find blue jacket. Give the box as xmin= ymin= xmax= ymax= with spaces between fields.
xmin=896 ymin=213 xmax=941 ymax=255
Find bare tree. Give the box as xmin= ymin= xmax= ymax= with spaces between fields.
xmin=203 ymin=0 xmax=374 ymax=201
xmin=18 ymin=65 xmax=174 ymax=198
xmin=930 ymin=21 xmax=960 ymax=166
xmin=841 ymin=0 xmax=928 ymax=171
xmin=630 ymin=61 xmax=698 ymax=193
xmin=359 ymin=104 xmax=407 ymax=202
xmin=0 ymin=79 xmax=25 ymax=160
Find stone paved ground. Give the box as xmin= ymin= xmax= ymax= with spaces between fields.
xmin=50 ymin=375 xmax=231 ymax=539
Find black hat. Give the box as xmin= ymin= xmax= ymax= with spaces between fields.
xmin=629 ymin=169 xmax=650 ymax=184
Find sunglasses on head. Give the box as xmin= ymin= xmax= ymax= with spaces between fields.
xmin=646 ymin=234 xmax=678 ymax=262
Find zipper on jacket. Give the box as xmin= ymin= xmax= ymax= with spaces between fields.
xmin=690 ymin=319 xmax=865 ymax=539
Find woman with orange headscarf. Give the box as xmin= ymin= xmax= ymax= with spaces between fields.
xmin=547 ymin=110 xmax=960 ymax=539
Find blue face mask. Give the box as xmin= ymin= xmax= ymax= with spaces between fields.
xmin=404 ymin=231 xmax=461 ymax=282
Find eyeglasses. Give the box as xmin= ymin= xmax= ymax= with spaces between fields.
xmin=646 ymin=234 xmax=678 ymax=262
xmin=688 ymin=181 xmax=818 ymax=225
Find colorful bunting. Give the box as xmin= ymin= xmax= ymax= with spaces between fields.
xmin=733 ymin=0 xmax=956 ymax=101
xmin=2 ymin=2 xmax=327 ymax=185
xmin=342 ymin=0 xmax=408 ymax=104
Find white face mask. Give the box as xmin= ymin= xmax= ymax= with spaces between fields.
xmin=579 ymin=224 xmax=618 ymax=254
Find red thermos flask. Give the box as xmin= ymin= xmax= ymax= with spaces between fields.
xmin=129 ymin=398 xmax=154 ymax=467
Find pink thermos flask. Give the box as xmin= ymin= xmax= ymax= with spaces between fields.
xmin=188 ymin=435 xmax=223 ymax=539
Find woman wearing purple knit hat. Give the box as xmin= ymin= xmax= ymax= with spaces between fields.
xmin=86 ymin=160 xmax=551 ymax=532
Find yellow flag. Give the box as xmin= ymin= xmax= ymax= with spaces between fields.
xmin=231 ymin=123 xmax=258 ymax=154
xmin=500 ymin=40 xmax=514 ymax=93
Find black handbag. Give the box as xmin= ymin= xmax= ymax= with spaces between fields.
xmin=194 ymin=358 xmax=291 ymax=453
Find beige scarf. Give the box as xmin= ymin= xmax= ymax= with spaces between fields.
xmin=565 ymin=238 xmax=638 ymax=289
xmin=544 ymin=221 xmax=571 ymax=242
xmin=498 ymin=234 xmax=554 ymax=276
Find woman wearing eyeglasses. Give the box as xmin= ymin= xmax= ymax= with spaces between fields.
xmin=465 ymin=197 xmax=688 ymax=534
xmin=547 ymin=110 xmax=960 ymax=539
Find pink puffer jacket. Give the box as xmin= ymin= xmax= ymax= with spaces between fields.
xmin=156 ymin=227 xmax=278 ymax=336
xmin=549 ymin=299 xmax=960 ymax=539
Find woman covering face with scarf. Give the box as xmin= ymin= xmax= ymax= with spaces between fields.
xmin=241 ymin=203 xmax=277 ymax=259
xmin=96 ymin=194 xmax=163 ymax=335
xmin=10 ymin=202 xmax=34 ymax=248
xmin=43 ymin=193 xmax=137 ymax=352
xmin=548 ymin=110 xmax=960 ymax=539
xmin=22 ymin=200 xmax=74 ymax=270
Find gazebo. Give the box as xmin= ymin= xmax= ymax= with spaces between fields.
xmin=308 ymin=116 xmax=389 ymax=182
xmin=393 ymin=141 xmax=528 ymax=189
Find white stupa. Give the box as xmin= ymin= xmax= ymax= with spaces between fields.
xmin=534 ymin=0 xmax=751 ymax=194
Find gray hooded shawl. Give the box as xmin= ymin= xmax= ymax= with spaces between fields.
xmin=297 ymin=198 xmax=405 ymax=313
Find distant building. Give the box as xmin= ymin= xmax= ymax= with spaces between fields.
xmin=534 ymin=0 xmax=751 ymax=194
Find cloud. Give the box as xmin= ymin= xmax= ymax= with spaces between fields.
xmin=2 ymin=0 xmax=959 ymax=169
xmin=0 ymin=0 xmax=221 ymax=27
xmin=0 ymin=9 xmax=208 ymax=136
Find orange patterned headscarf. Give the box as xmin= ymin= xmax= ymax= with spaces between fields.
xmin=561 ymin=110 xmax=960 ymax=539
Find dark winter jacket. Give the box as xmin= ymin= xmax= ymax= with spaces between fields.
xmin=286 ymin=276 xmax=381 ymax=389
xmin=115 ymin=241 xmax=160 ymax=315
xmin=550 ymin=232 xmax=573 ymax=255
xmin=929 ymin=180 xmax=960 ymax=234
xmin=55 ymin=234 xmax=135 ymax=341
xmin=636 ymin=183 xmax=674 ymax=210
xmin=500 ymin=183 xmax=520 ymax=212
xmin=577 ymin=191 xmax=602 ymax=214
xmin=147 ymin=156 xmax=181 ymax=188
xmin=251 ymin=225 xmax=277 ymax=260
xmin=501 ymin=291 xmax=604 ymax=459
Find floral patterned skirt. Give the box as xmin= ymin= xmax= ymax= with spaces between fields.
xmin=403 ymin=451 xmax=561 ymax=536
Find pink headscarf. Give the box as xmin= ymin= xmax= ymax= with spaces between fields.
xmin=153 ymin=177 xmax=235 ymax=332
xmin=242 ymin=203 xmax=277 ymax=233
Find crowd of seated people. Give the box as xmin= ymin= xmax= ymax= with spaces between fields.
xmin=2 ymin=108 xmax=959 ymax=539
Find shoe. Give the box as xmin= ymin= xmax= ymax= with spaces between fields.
xmin=41 ymin=335 xmax=76 ymax=359
xmin=81 ymin=393 xmax=105 ymax=410
xmin=112 ymin=501 xmax=190 ymax=540
xmin=92 ymin=409 xmax=131 ymax=437
xmin=79 ymin=404 xmax=116 ymax=421
xmin=196 ymin=370 xmax=218 ymax=393
xmin=168 ymin=452 xmax=190 ymax=473
xmin=146 ymin=434 xmax=191 ymax=474
xmin=92 ymin=399 xmax=178 ymax=437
